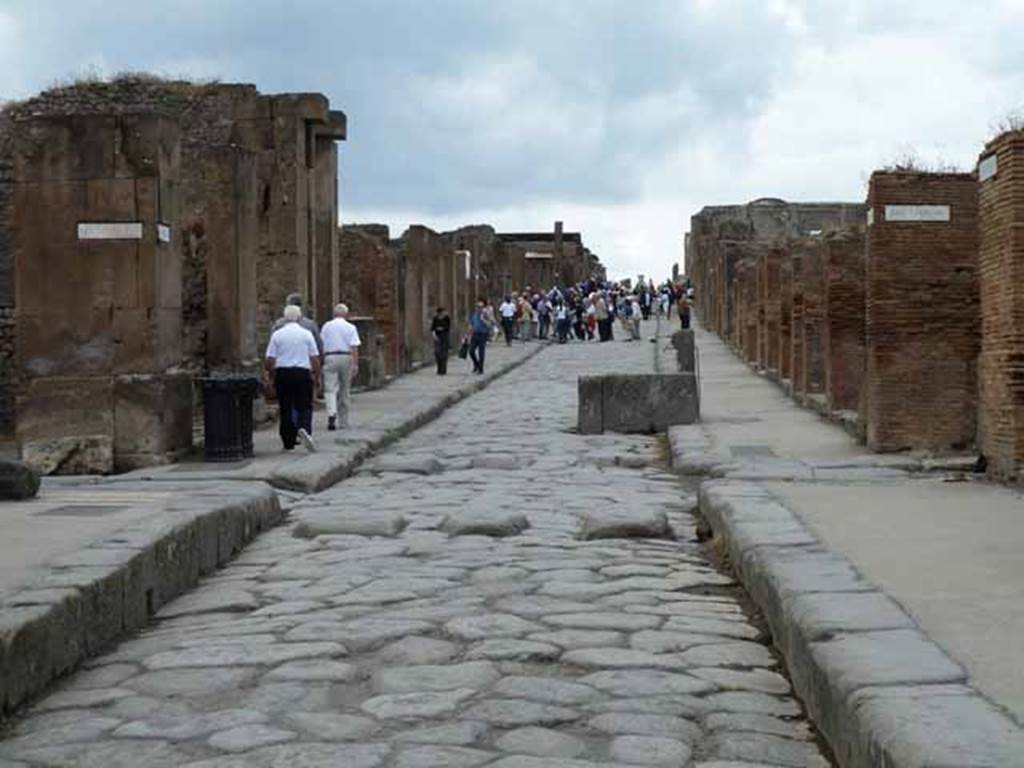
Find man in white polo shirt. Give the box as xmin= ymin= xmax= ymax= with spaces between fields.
xmin=321 ymin=303 xmax=361 ymax=431
xmin=264 ymin=304 xmax=321 ymax=452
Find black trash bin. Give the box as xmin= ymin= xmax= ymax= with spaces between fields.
xmin=201 ymin=376 xmax=259 ymax=462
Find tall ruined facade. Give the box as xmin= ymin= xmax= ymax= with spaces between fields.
xmin=0 ymin=78 xmax=345 ymax=472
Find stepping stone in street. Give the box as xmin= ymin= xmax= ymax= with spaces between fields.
xmin=292 ymin=510 xmax=408 ymax=538
xmin=440 ymin=510 xmax=530 ymax=537
xmin=578 ymin=508 xmax=675 ymax=540
xmin=362 ymin=456 xmax=446 ymax=475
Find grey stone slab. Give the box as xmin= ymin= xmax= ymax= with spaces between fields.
xmin=610 ymin=735 xmax=692 ymax=766
xmin=112 ymin=709 xmax=267 ymax=741
xmin=845 ymin=684 xmax=1024 ymax=767
xmin=704 ymin=712 xmax=811 ymax=740
xmin=0 ymin=716 xmax=122 ymax=752
xmin=5 ymin=740 xmax=188 ymax=768
xmin=463 ymin=699 xmax=581 ymax=727
xmin=785 ymin=590 xmax=914 ymax=640
xmin=440 ymin=510 xmax=530 ymax=538
xmin=705 ymin=731 xmax=828 ymax=768
xmin=585 ymin=696 xmax=708 ymax=718
xmin=392 ymin=720 xmax=490 ymax=746
xmin=529 ymin=629 xmax=626 ymax=649
xmin=181 ymin=742 xmax=392 ymax=768
xmin=445 ymin=613 xmax=543 ymax=640
xmin=578 ymin=510 xmax=673 ymax=541
xmin=496 ymin=726 xmax=587 ymax=758
xmin=363 ymin=456 xmax=446 ymax=475
xmin=377 ymin=637 xmax=459 ymax=665
xmin=678 ymin=642 xmax=776 ymax=668
xmin=562 ymin=648 xmax=689 ymax=670
xmin=630 ymin=630 xmax=724 ymax=653
xmin=392 ymin=745 xmax=495 ymax=768
xmin=207 ymin=724 xmax=296 ymax=752
xmin=703 ymin=692 xmax=802 ymax=718
xmin=284 ymin=712 xmax=380 ymax=741
xmin=265 ymin=659 xmax=358 ymax=682
xmin=292 ymin=510 xmax=408 ymax=539
xmin=489 ymin=757 xmax=608 ymax=768
xmin=588 ymin=713 xmax=702 ymax=742
xmin=34 ymin=687 xmax=135 ymax=711
xmin=375 ymin=661 xmax=500 ymax=693
xmin=580 ymin=669 xmax=715 ymax=697
xmin=540 ymin=612 xmax=662 ymax=631
xmin=141 ymin=641 xmax=345 ymax=670
xmin=284 ymin=618 xmax=431 ymax=650
xmin=155 ymin=589 xmax=257 ymax=618
xmin=691 ymin=667 xmax=792 ymax=695
xmin=465 ymin=639 xmax=562 ymax=661
xmin=493 ymin=676 xmax=601 ymax=705
xmin=662 ymin=616 xmax=760 ymax=640
xmin=361 ymin=689 xmax=477 ymax=719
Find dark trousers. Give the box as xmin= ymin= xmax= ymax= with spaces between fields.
xmin=556 ymin=318 xmax=570 ymax=343
xmin=501 ymin=317 xmax=515 ymax=345
xmin=680 ymin=312 xmax=691 ymax=329
xmin=538 ymin=315 xmax=550 ymax=339
xmin=469 ymin=332 xmax=488 ymax=372
xmin=434 ymin=335 xmax=450 ymax=374
xmin=598 ymin=318 xmax=612 ymax=341
xmin=275 ymin=367 xmax=313 ymax=449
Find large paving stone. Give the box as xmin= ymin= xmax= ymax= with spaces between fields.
xmin=0 ymin=460 xmax=40 ymax=500
xmin=445 ymin=613 xmax=544 ymax=640
xmin=392 ymin=745 xmax=495 ymax=768
xmin=578 ymin=509 xmax=673 ymax=541
xmin=5 ymin=740 xmax=187 ymax=767
xmin=265 ymin=659 xmax=358 ymax=682
xmin=440 ymin=510 xmax=530 ymax=538
xmin=678 ymin=642 xmax=776 ymax=668
xmin=585 ymin=696 xmax=708 ymax=718
xmin=392 ymin=720 xmax=490 ymax=746
xmin=155 ymin=589 xmax=257 ymax=618
xmin=142 ymin=641 xmax=345 ymax=670
xmin=363 ymin=456 xmax=446 ymax=475
xmin=529 ymin=629 xmax=625 ymax=649
xmin=588 ymin=713 xmax=702 ymax=742
xmin=495 ymin=727 xmax=587 ymax=758
xmin=375 ymin=661 xmax=501 ymax=693
xmin=493 ymin=676 xmax=601 ymax=705
xmin=610 ymin=735 xmax=692 ymax=766
xmin=377 ymin=637 xmax=460 ymax=665
xmin=465 ymin=639 xmax=561 ymax=662
xmin=489 ymin=758 xmax=607 ymax=768
xmin=705 ymin=712 xmax=811 ymax=740
xmin=562 ymin=648 xmax=689 ymax=670
xmin=284 ymin=712 xmax=380 ymax=741
xmin=541 ymin=612 xmax=662 ymax=632
xmin=703 ymin=692 xmax=802 ymax=718
xmin=207 ymin=724 xmax=296 ymax=752
xmin=181 ymin=742 xmax=392 ymax=767
xmin=580 ymin=669 xmax=715 ymax=697
xmin=691 ymin=667 xmax=791 ymax=695
xmin=292 ymin=510 xmax=408 ymax=538
xmin=463 ymin=699 xmax=581 ymax=727
xmin=361 ymin=689 xmax=477 ymax=719
xmin=705 ymin=731 xmax=828 ymax=767
xmin=112 ymin=708 xmax=267 ymax=740
xmin=284 ymin=618 xmax=432 ymax=650
xmin=124 ymin=668 xmax=258 ymax=697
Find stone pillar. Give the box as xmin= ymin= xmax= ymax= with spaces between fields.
xmin=779 ymin=248 xmax=793 ymax=383
xmin=823 ymin=226 xmax=867 ymax=412
xmin=977 ymin=133 xmax=1024 ymax=477
xmin=864 ymin=171 xmax=979 ymax=452
xmin=349 ymin=316 xmax=386 ymax=389
xmin=760 ymin=245 xmax=783 ymax=375
xmin=796 ymin=237 xmax=827 ymax=399
xmin=12 ymin=113 xmax=191 ymax=473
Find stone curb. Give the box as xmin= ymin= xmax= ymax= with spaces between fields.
xmin=697 ymin=479 xmax=1024 ymax=767
xmin=267 ymin=344 xmax=547 ymax=493
xmin=0 ymin=483 xmax=282 ymax=718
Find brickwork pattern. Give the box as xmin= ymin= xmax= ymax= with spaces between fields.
xmin=864 ymin=171 xmax=979 ymax=452
xmin=339 ymin=224 xmax=400 ymax=375
xmin=796 ymin=237 xmax=827 ymax=397
xmin=977 ymin=132 xmax=1024 ymax=477
xmin=823 ymin=227 xmax=867 ymax=412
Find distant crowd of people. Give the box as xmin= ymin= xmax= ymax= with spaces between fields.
xmin=438 ymin=278 xmax=695 ymax=375
xmin=260 ymin=278 xmax=695 ymax=454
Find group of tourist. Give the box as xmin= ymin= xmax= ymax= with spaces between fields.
xmin=432 ymin=278 xmax=694 ymax=375
xmin=262 ymin=279 xmax=693 ymax=453
xmin=263 ymin=294 xmax=361 ymax=453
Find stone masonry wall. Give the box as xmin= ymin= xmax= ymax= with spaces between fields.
xmin=338 ymin=224 xmax=400 ymax=376
xmin=779 ymin=248 xmax=793 ymax=382
xmin=823 ymin=227 xmax=867 ymax=412
xmin=977 ymin=132 xmax=1024 ymax=477
xmin=758 ymin=246 xmax=783 ymax=372
xmin=864 ymin=171 xmax=979 ymax=452
xmin=796 ymin=237 xmax=827 ymax=398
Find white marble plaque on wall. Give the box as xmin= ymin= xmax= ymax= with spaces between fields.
xmin=866 ymin=209 xmax=875 ymax=226
xmin=883 ymin=205 xmax=950 ymax=223
xmin=77 ymin=222 xmax=144 ymax=240
xmin=157 ymin=224 xmax=172 ymax=243
xmin=979 ymin=154 xmax=998 ymax=182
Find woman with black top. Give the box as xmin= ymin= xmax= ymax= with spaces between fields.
xmin=431 ymin=307 xmax=451 ymax=374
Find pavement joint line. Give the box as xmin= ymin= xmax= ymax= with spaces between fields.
xmin=0 ymin=343 xmax=545 ymax=722
xmin=692 ymin=473 xmax=1024 ymax=766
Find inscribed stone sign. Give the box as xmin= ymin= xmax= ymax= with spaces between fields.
xmin=883 ymin=205 xmax=950 ymax=223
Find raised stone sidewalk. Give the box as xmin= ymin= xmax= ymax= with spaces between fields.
xmin=0 ymin=342 xmax=541 ymax=718
xmin=669 ymin=319 xmax=1024 ymax=766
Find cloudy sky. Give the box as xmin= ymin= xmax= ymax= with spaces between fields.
xmin=1 ymin=0 xmax=1022 ymax=281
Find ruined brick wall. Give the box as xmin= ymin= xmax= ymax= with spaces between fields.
xmin=796 ymin=237 xmax=827 ymax=397
xmin=338 ymin=224 xmax=400 ymax=376
xmin=736 ymin=258 xmax=759 ymax=362
xmin=0 ymin=117 xmax=14 ymax=437
xmin=789 ymin=251 xmax=805 ymax=394
xmin=760 ymin=246 xmax=784 ymax=374
xmin=444 ymin=225 xmax=506 ymax=304
xmin=779 ymin=249 xmax=793 ymax=381
xmin=977 ymin=132 xmax=1024 ymax=477
xmin=396 ymin=226 xmax=444 ymax=371
xmin=864 ymin=171 xmax=979 ymax=452
xmin=823 ymin=227 xmax=867 ymax=412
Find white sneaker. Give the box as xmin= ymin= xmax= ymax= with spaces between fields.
xmin=297 ymin=428 xmax=316 ymax=452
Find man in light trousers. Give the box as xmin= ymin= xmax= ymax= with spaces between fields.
xmin=321 ymin=303 xmax=361 ymax=430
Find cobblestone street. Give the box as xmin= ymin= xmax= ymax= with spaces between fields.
xmin=0 ymin=326 xmax=831 ymax=768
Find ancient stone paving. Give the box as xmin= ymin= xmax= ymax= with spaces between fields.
xmin=0 ymin=328 xmax=832 ymax=767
